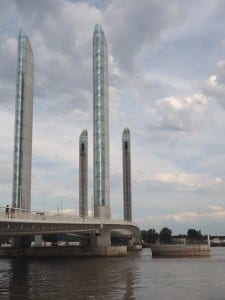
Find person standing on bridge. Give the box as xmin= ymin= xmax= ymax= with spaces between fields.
xmin=5 ymin=205 xmax=9 ymax=218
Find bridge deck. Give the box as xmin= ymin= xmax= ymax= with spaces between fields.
xmin=0 ymin=208 xmax=141 ymax=242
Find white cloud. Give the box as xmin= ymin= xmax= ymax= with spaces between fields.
xmin=152 ymin=172 xmax=198 ymax=187
xmin=139 ymin=205 xmax=225 ymax=234
xmin=133 ymin=168 xmax=223 ymax=193
xmin=203 ymin=60 xmax=225 ymax=108
xmin=147 ymin=93 xmax=207 ymax=131
xmin=208 ymin=75 xmax=217 ymax=86
xmin=145 ymin=211 xmax=199 ymax=224
xmin=104 ymin=0 xmax=180 ymax=71
xmin=208 ymin=204 xmax=223 ymax=211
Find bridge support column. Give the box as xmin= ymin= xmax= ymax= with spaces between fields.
xmin=128 ymin=237 xmax=134 ymax=247
xmin=87 ymin=230 xmax=127 ymax=256
xmin=127 ymin=237 xmax=142 ymax=250
xmin=34 ymin=235 xmax=43 ymax=247
xmin=90 ymin=230 xmax=111 ymax=248
xmin=96 ymin=230 xmax=111 ymax=247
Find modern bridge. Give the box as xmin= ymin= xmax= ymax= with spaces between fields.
xmin=1 ymin=25 xmax=141 ymax=257
xmin=0 ymin=208 xmax=141 ymax=256
xmin=0 ymin=208 xmax=140 ymax=240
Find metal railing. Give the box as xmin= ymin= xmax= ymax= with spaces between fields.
xmin=0 ymin=207 xmax=135 ymax=226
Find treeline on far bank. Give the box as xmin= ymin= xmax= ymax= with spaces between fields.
xmin=141 ymin=228 xmax=208 ymax=245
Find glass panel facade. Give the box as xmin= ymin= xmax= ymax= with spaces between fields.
xmin=93 ymin=24 xmax=110 ymax=217
xmin=79 ymin=130 xmax=88 ymax=217
xmin=122 ymin=128 xmax=132 ymax=221
xmin=12 ymin=29 xmax=34 ymax=210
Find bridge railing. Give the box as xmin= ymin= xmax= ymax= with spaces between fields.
xmin=0 ymin=207 xmax=136 ymax=226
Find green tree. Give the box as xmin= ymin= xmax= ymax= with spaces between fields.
xmin=147 ymin=229 xmax=159 ymax=244
xmin=187 ymin=229 xmax=203 ymax=241
xmin=141 ymin=229 xmax=159 ymax=244
xmin=141 ymin=230 xmax=148 ymax=243
xmin=159 ymin=227 xmax=172 ymax=244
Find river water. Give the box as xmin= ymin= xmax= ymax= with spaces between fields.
xmin=0 ymin=247 xmax=225 ymax=300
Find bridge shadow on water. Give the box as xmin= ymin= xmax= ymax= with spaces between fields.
xmin=2 ymin=251 xmax=141 ymax=300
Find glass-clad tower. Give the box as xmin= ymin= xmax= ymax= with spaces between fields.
xmin=122 ymin=128 xmax=132 ymax=221
xmin=79 ymin=129 xmax=88 ymax=217
xmin=12 ymin=29 xmax=34 ymax=210
xmin=93 ymin=24 xmax=110 ymax=218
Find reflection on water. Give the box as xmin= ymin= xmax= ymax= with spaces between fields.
xmin=0 ymin=248 xmax=225 ymax=300
xmin=9 ymin=259 xmax=30 ymax=299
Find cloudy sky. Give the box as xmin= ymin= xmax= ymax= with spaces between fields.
xmin=1 ymin=0 xmax=225 ymax=234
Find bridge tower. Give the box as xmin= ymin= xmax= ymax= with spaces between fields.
xmin=79 ymin=130 xmax=88 ymax=217
xmin=93 ymin=24 xmax=110 ymax=218
xmin=12 ymin=29 xmax=34 ymax=211
xmin=122 ymin=128 xmax=132 ymax=221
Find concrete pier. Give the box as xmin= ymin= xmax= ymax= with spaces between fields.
xmin=90 ymin=230 xmax=111 ymax=248
xmin=0 ymin=245 xmax=127 ymax=257
xmin=151 ymin=244 xmax=211 ymax=257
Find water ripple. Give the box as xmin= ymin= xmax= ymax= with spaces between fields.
xmin=0 ymin=248 xmax=225 ymax=299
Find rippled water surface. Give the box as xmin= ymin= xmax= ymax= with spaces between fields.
xmin=0 ymin=247 xmax=225 ymax=300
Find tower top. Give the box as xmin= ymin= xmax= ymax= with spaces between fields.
xmin=80 ymin=129 xmax=88 ymax=138
xmin=123 ymin=128 xmax=130 ymax=134
xmin=19 ymin=28 xmax=27 ymax=38
xmin=94 ymin=24 xmax=103 ymax=32
xmin=123 ymin=128 xmax=130 ymax=139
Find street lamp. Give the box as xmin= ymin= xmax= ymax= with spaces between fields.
xmin=57 ymin=197 xmax=64 ymax=214
xmin=42 ymin=192 xmax=50 ymax=213
xmin=19 ymin=185 xmax=23 ymax=212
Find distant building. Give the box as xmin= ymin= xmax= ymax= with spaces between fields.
xmin=122 ymin=128 xmax=132 ymax=221
xmin=12 ymin=29 xmax=34 ymax=210
xmin=93 ymin=24 xmax=110 ymax=218
xmin=211 ymin=237 xmax=221 ymax=244
xmin=79 ymin=130 xmax=88 ymax=217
